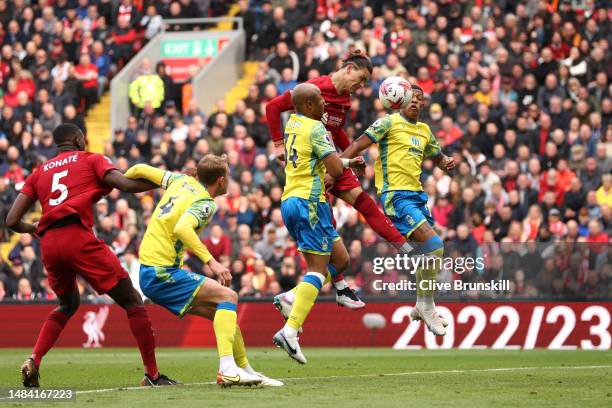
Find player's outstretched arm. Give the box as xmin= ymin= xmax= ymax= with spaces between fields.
xmin=322 ymin=152 xmax=366 ymax=178
xmin=341 ymin=134 xmax=374 ymax=159
xmin=123 ymin=163 xmax=169 ymax=186
xmin=265 ymin=91 xmax=294 ymax=162
xmin=173 ymin=213 xmax=232 ymax=286
xmin=103 ymin=169 xmax=159 ymax=193
xmin=5 ymin=193 xmax=37 ymax=234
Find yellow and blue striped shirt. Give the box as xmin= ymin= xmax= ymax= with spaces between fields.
xmin=364 ymin=112 xmax=441 ymax=194
xmin=281 ymin=113 xmax=336 ymax=202
xmin=139 ymin=173 xmax=216 ymax=267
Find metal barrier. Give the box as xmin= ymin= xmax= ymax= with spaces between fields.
xmin=110 ymin=17 xmax=244 ymax=131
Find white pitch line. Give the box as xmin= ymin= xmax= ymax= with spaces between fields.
xmin=72 ymin=364 xmax=612 ymax=395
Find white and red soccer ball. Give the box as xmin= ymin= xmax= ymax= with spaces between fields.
xmin=378 ymin=76 xmax=413 ymax=110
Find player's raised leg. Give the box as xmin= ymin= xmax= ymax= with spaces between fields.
xmin=335 ymin=186 xmax=413 ymax=255
xmin=189 ymin=279 xmax=262 ymax=387
xmin=273 ymin=245 xmax=330 ymax=364
xmin=274 ymin=258 xmax=362 ymax=327
xmin=407 ymin=222 xmax=447 ymax=336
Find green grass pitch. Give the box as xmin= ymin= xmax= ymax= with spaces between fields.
xmin=0 ymin=348 xmax=611 ymax=407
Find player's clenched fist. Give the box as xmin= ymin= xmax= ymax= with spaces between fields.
xmin=274 ymin=141 xmax=286 ymax=165
xmin=437 ymin=156 xmax=456 ymax=172
xmin=208 ymin=259 xmax=232 ymax=287
xmin=349 ymin=156 xmax=366 ymax=176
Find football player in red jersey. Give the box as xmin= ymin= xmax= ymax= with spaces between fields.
xmin=6 ymin=124 xmax=178 ymax=388
xmin=266 ymin=50 xmax=414 ymax=312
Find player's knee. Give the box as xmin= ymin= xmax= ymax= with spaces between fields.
xmin=220 ymin=287 xmax=238 ymax=305
xmin=57 ymin=300 xmax=80 ymax=317
xmin=420 ymin=235 xmax=444 ymax=257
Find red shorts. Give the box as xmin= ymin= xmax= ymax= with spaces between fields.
xmin=40 ymin=223 xmax=128 ymax=296
xmin=327 ymin=168 xmax=362 ymax=228
xmin=328 ymin=168 xmax=361 ymax=196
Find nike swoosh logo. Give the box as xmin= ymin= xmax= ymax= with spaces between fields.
xmin=221 ymin=374 xmax=241 ymax=383
xmin=280 ymin=333 xmax=297 ymax=354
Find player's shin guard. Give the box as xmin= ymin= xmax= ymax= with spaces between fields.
xmin=31 ymin=310 xmax=70 ymax=367
xmin=214 ymin=302 xmax=238 ymax=358
xmin=233 ymin=325 xmax=249 ymax=369
xmin=286 ymin=272 xmax=324 ymax=332
xmin=415 ymin=236 xmax=444 ymax=310
xmin=126 ymin=306 xmax=159 ymax=378
xmin=353 ymin=191 xmax=406 ymax=247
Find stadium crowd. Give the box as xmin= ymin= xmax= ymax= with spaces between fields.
xmin=0 ymin=0 xmax=611 ymax=303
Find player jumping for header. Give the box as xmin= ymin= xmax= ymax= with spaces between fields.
xmin=341 ymin=85 xmax=456 ymax=336
xmin=273 ymin=83 xmax=366 ymax=363
xmin=5 ymin=124 xmax=177 ymax=387
xmin=267 ymin=50 xmax=414 ymax=313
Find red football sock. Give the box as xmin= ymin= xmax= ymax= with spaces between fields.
xmin=353 ymin=191 xmax=405 ymax=245
xmin=332 ymin=275 xmax=345 ymax=283
xmin=31 ymin=310 xmax=70 ymax=367
xmin=126 ymin=306 xmax=159 ymax=378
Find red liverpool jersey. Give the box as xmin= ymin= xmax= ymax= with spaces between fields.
xmin=20 ymin=150 xmax=116 ymax=234
xmin=267 ymin=75 xmax=352 ymax=151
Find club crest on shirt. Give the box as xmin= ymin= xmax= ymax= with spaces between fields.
xmin=321 ymin=237 xmax=330 ymax=251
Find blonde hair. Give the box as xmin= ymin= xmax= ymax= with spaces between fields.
xmin=197 ymin=154 xmax=228 ymax=185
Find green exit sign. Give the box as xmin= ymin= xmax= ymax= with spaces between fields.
xmin=161 ymin=39 xmax=219 ymax=58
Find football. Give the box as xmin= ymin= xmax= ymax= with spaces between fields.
xmin=379 ymin=76 xmax=413 ymax=110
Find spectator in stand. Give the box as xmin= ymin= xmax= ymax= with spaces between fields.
xmin=91 ymin=41 xmax=111 ymax=98
xmin=73 ymin=53 xmax=98 ymax=110
xmin=128 ymin=58 xmax=164 ymax=112
xmin=109 ymin=14 xmax=136 ymax=66
xmin=203 ymin=225 xmax=232 ymax=260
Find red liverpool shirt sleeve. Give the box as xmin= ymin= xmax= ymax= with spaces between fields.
xmin=20 ymin=171 xmax=39 ymax=201
xmin=265 ymin=91 xmax=294 ymax=145
xmin=91 ymin=154 xmax=117 ymax=182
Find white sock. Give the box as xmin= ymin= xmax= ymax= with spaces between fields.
xmin=243 ymin=364 xmax=257 ymax=375
xmin=333 ymin=279 xmax=348 ymax=290
xmin=283 ymin=323 xmax=298 ymax=338
xmin=399 ymin=242 xmax=414 ymax=254
xmin=220 ymin=355 xmax=238 ymax=374
xmin=284 ymin=290 xmax=296 ymax=303
xmin=416 ymin=296 xmax=435 ymax=311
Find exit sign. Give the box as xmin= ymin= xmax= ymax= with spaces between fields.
xmin=161 ymin=39 xmax=220 ymax=58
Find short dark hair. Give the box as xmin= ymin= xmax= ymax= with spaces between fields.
xmin=411 ymin=84 xmax=424 ymax=94
xmin=52 ymin=123 xmax=82 ymax=145
xmin=197 ymin=154 xmax=228 ymax=185
xmin=341 ymin=49 xmax=373 ymax=74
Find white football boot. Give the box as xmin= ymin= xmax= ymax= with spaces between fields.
xmin=410 ymin=306 xmax=447 ymax=336
xmin=335 ymin=287 xmax=366 ymax=309
xmin=410 ymin=307 xmax=449 ymax=327
xmin=273 ymin=292 xmax=303 ymax=334
xmin=273 ymin=329 xmax=307 ymax=364
xmin=241 ymin=364 xmax=283 ymax=387
xmin=216 ymin=367 xmax=263 ymax=387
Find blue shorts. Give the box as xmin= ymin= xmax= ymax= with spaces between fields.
xmin=380 ymin=191 xmax=434 ymax=238
xmin=139 ymin=264 xmax=206 ymax=317
xmin=281 ymin=197 xmax=340 ymax=255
